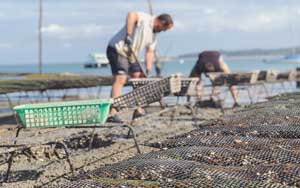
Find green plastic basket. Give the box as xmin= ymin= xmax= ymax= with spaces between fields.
xmin=14 ymin=99 xmax=112 ymax=128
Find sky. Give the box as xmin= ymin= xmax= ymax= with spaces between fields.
xmin=1 ymin=0 xmax=300 ymax=64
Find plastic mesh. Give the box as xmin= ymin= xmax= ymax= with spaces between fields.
xmin=113 ymin=75 xmax=181 ymax=110
xmin=129 ymin=78 xmax=199 ymax=96
xmin=215 ymin=92 xmax=300 ymax=127
xmin=219 ymin=105 xmax=300 ymax=127
xmin=48 ymin=177 xmax=290 ymax=188
xmin=150 ymin=135 xmax=300 ymax=151
xmin=46 ymin=179 xmax=160 ymax=188
xmin=79 ymin=159 xmax=246 ymax=181
xmin=48 ymin=93 xmax=300 ymax=187
xmin=74 ymin=159 xmax=300 ymax=187
xmin=130 ymin=146 xmax=300 ymax=166
xmin=176 ymin=125 xmax=300 ymax=139
xmin=162 ymin=177 xmax=290 ymax=188
xmin=207 ymin=72 xmax=257 ymax=86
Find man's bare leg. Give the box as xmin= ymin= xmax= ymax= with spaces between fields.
xmin=210 ymin=86 xmax=218 ymax=100
xmin=229 ymin=85 xmax=239 ymax=105
xmin=110 ymin=74 xmax=127 ymax=115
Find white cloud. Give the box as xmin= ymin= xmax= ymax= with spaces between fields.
xmin=42 ymin=24 xmax=113 ymax=39
xmin=0 ymin=43 xmax=14 ymax=49
xmin=63 ymin=43 xmax=73 ymax=48
xmin=173 ymin=20 xmax=186 ymax=31
xmin=176 ymin=5 xmax=299 ymax=33
xmin=0 ymin=12 xmax=6 ymax=19
xmin=203 ymin=8 xmax=216 ymax=15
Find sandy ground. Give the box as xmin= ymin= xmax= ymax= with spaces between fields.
xmin=0 ymin=102 xmax=223 ymax=188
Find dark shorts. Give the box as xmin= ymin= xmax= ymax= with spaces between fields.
xmin=106 ymin=46 xmax=142 ymax=75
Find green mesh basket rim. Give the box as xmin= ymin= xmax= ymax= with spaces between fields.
xmin=13 ymin=99 xmax=112 ymax=111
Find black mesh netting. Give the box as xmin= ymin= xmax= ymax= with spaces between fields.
xmin=175 ymin=125 xmax=300 ymax=139
xmin=218 ymin=106 xmax=300 ymax=127
xmin=79 ymin=159 xmax=238 ymax=180
xmin=214 ymin=93 xmax=300 ymax=127
xmin=129 ymin=146 xmax=300 ymax=166
xmin=46 ymin=93 xmax=300 ymax=188
xmin=150 ymin=135 xmax=300 ymax=151
xmin=46 ymin=179 xmax=160 ymax=188
xmin=47 ymin=177 xmax=290 ymax=188
xmin=70 ymin=159 xmax=300 ymax=187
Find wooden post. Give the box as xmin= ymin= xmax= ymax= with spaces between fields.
xmin=38 ymin=0 xmax=43 ymax=74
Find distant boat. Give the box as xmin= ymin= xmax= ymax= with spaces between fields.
xmin=156 ymin=56 xmax=172 ymax=63
xmin=179 ymin=59 xmax=185 ymax=64
xmin=84 ymin=53 xmax=109 ymax=68
xmin=284 ymin=54 xmax=300 ymax=64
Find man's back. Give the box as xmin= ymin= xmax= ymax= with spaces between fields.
xmin=197 ymin=51 xmax=222 ymax=73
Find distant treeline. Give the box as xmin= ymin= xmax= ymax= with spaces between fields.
xmin=179 ymin=46 xmax=300 ymax=58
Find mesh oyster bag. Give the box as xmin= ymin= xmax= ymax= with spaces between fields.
xmin=175 ymin=125 xmax=300 ymax=139
xmin=150 ymin=135 xmax=300 ymax=151
xmin=46 ymin=177 xmax=290 ymax=188
xmin=72 ymin=159 xmax=299 ymax=187
xmin=130 ymin=146 xmax=300 ymax=166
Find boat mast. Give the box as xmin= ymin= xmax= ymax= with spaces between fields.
xmin=38 ymin=0 xmax=43 ymax=74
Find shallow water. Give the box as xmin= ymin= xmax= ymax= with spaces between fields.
xmin=0 ymin=57 xmax=299 ymax=108
xmin=0 ymin=57 xmax=299 ymax=76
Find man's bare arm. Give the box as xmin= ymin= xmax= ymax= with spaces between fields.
xmin=145 ymin=48 xmax=154 ymax=74
xmin=219 ymin=57 xmax=231 ymax=73
xmin=126 ymin=12 xmax=138 ymax=36
xmin=196 ymin=80 xmax=202 ymax=100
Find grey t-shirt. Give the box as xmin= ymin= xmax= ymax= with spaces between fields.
xmin=109 ymin=12 xmax=157 ymax=62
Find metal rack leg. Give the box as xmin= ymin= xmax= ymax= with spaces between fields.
xmin=262 ymin=84 xmax=269 ymax=97
xmin=4 ymin=127 xmax=22 ymax=182
xmin=48 ymin=141 xmax=74 ymax=175
xmin=88 ymin=128 xmax=96 ymax=151
xmin=246 ymin=86 xmax=254 ymax=104
xmin=169 ymin=107 xmax=178 ymax=126
xmin=185 ymin=104 xmax=198 ymax=126
xmin=123 ymin=125 xmax=141 ymax=154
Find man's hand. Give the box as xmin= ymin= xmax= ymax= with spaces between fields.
xmin=124 ymin=34 xmax=133 ymax=47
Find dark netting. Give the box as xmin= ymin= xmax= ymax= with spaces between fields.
xmin=267 ymin=92 xmax=300 ymax=101
xmin=129 ymin=146 xmax=300 ymax=166
xmin=162 ymin=177 xmax=291 ymax=188
xmin=46 ymin=93 xmax=300 ymax=188
xmin=219 ymin=106 xmax=300 ymax=127
xmin=46 ymin=179 xmax=161 ymax=188
xmin=150 ymin=135 xmax=300 ymax=151
xmin=112 ymin=75 xmax=180 ymax=110
xmin=207 ymin=72 xmax=256 ymax=86
xmin=73 ymin=159 xmax=300 ymax=187
xmin=79 ymin=159 xmax=242 ymax=181
xmin=243 ymin=164 xmax=300 ymax=187
xmin=47 ymin=177 xmax=290 ymax=188
xmin=130 ymin=146 xmax=246 ymax=166
xmin=214 ymin=92 xmax=300 ymax=127
xmin=176 ymin=125 xmax=300 ymax=139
